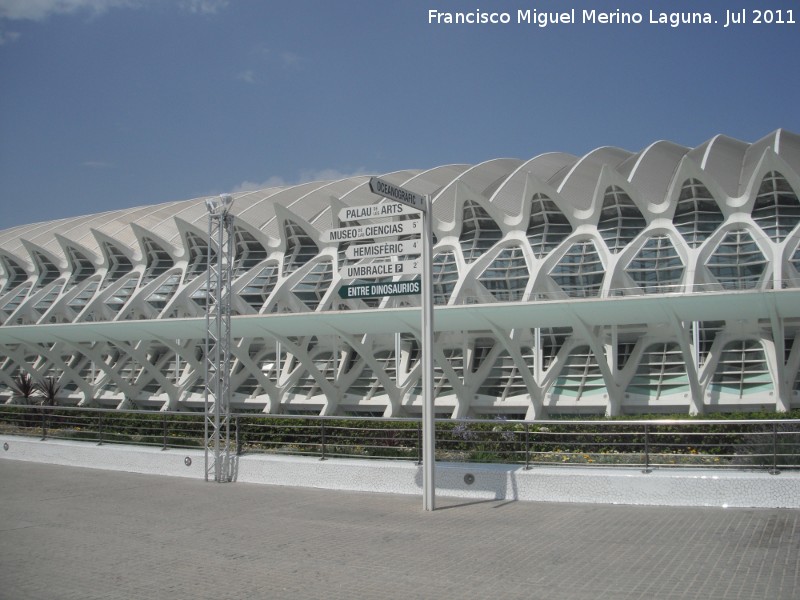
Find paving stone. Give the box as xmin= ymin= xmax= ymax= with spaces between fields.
xmin=0 ymin=460 xmax=798 ymax=600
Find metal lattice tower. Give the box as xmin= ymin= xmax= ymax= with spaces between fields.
xmin=204 ymin=194 xmax=235 ymax=482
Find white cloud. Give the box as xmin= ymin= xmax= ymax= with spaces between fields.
xmin=280 ymin=51 xmax=302 ymax=69
xmin=251 ymin=43 xmax=270 ymax=59
xmin=179 ymin=0 xmax=228 ymax=15
xmin=232 ymin=168 xmax=372 ymax=193
xmin=236 ymin=69 xmax=255 ymax=84
xmin=232 ymin=175 xmax=289 ymax=193
xmin=0 ymin=0 xmax=229 ymax=21
xmin=298 ymin=167 xmax=372 ymax=182
xmin=0 ymin=0 xmax=228 ymax=47
xmin=234 ymin=47 xmax=302 ymax=84
xmin=0 ymin=28 xmax=19 ymax=43
xmin=0 ymin=0 xmax=137 ymax=21
xmin=81 ymin=160 xmax=113 ymax=168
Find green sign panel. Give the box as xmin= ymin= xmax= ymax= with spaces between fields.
xmin=338 ymin=279 xmax=421 ymax=300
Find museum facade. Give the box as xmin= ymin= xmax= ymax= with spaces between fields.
xmin=1 ymin=129 xmax=799 ymax=419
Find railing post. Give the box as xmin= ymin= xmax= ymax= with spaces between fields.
xmin=320 ymin=420 xmax=327 ymax=461
xmin=524 ymin=423 xmax=531 ymax=470
xmin=97 ymin=412 xmax=104 ymax=446
xmin=236 ymin=416 xmax=242 ymax=456
xmin=770 ymin=422 xmax=780 ymax=475
xmin=642 ymin=424 xmax=651 ymax=474
xmin=40 ymin=406 xmax=47 ymax=441
xmin=162 ymin=413 xmax=168 ymax=450
xmin=417 ymin=421 xmax=422 ymax=465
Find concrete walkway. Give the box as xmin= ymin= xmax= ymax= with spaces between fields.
xmin=1 ymin=460 xmax=798 ymax=600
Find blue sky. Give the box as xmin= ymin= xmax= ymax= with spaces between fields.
xmin=1 ymin=0 xmax=798 ymax=228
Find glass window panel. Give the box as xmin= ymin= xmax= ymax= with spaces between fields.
xmin=100 ymin=242 xmax=133 ymax=290
xmin=32 ymin=252 xmax=60 ymax=291
xmin=625 ymin=235 xmax=684 ymax=293
xmin=478 ymin=246 xmax=529 ymax=301
xmin=145 ymin=274 xmax=180 ymax=310
xmin=626 ymin=343 xmax=689 ymax=398
xmin=432 ymin=250 xmax=458 ymax=305
xmin=292 ymin=260 xmax=333 ymax=311
xmin=141 ymin=238 xmax=174 ymax=283
xmin=67 ymin=281 xmax=99 ymax=311
xmin=706 ymin=229 xmax=766 ymax=290
xmin=1 ymin=256 xmax=27 ymax=294
xmin=104 ymin=274 xmax=140 ymax=314
xmin=460 ymin=200 xmax=502 ymax=262
xmin=551 ymin=345 xmax=606 ymax=397
xmin=752 ymin=171 xmax=800 ymax=243
xmin=477 ymin=350 xmax=525 ymax=399
xmin=183 ymin=232 xmax=214 ymax=283
xmin=1 ymin=284 xmax=30 ymax=316
xmin=674 ymin=179 xmax=724 ymax=248
xmin=527 ymin=193 xmax=572 ymax=258
xmin=233 ymin=228 xmax=268 ymax=277
xmin=598 ymin=186 xmax=646 ymax=253
xmin=283 ymin=220 xmax=319 ymax=276
xmin=66 ymin=247 xmax=95 ymax=286
xmin=549 ymin=240 xmax=604 ymax=297
xmin=710 ymin=340 xmax=772 ymax=397
xmin=237 ymin=262 xmax=279 ymax=311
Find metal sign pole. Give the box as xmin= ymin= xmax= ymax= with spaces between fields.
xmin=421 ymin=194 xmax=435 ymax=511
xmin=363 ymin=177 xmax=435 ymax=511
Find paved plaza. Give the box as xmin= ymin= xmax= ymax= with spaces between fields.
xmin=1 ymin=459 xmax=798 ymax=600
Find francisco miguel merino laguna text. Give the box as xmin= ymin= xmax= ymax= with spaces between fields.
xmin=427 ymin=8 xmax=770 ymax=28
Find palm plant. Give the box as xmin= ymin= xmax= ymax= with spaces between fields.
xmin=36 ymin=376 xmax=61 ymax=407
xmin=11 ymin=372 xmax=38 ymax=405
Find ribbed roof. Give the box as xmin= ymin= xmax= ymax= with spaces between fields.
xmin=1 ymin=129 xmax=797 ymax=272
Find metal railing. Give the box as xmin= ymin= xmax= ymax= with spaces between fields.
xmin=0 ymin=405 xmax=204 ymax=450
xmin=1 ymin=405 xmax=798 ymax=473
xmin=455 ymin=280 xmax=798 ymax=304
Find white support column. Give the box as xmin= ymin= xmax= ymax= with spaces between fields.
xmin=763 ymin=295 xmax=790 ymax=412
xmin=665 ymin=311 xmax=704 ymax=415
xmin=609 ymin=325 xmax=618 ymax=372
xmin=605 ymin=325 xmax=621 ymax=416
xmin=773 ymin=321 xmax=788 ymax=412
xmin=690 ymin=321 xmax=703 ymax=415
xmin=175 ymin=338 xmax=181 ymax=385
xmin=774 ymin=252 xmax=783 ymax=290
xmin=395 ymin=332 xmax=401 ymax=379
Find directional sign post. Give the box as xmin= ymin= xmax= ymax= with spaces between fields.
xmin=338 ymin=280 xmax=421 ymax=300
xmin=369 ymin=177 xmax=427 ymax=212
xmin=339 ymin=203 xmax=420 ymax=221
xmin=324 ymin=218 xmax=421 ymax=244
xmin=339 ymin=259 xmax=422 ymax=280
xmin=345 ymin=239 xmax=421 ymax=260
xmin=368 ymin=177 xmax=436 ymax=512
xmin=419 ymin=195 xmax=435 ymax=512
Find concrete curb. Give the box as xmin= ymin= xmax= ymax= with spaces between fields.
xmin=2 ymin=435 xmax=799 ymax=508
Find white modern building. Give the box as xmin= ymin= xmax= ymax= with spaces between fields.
xmin=1 ymin=130 xmax=800 ymax=419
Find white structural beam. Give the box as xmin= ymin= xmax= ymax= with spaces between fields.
xmin=5 ymin=289 xmax=800 ymax=346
